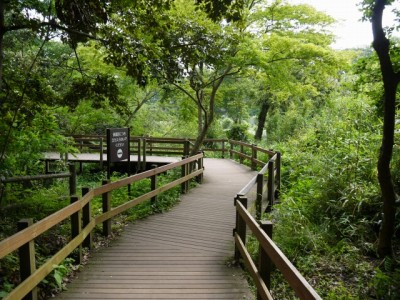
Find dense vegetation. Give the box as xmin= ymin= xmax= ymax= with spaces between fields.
xmin=1 ymin=0 xmax=400 ymax=298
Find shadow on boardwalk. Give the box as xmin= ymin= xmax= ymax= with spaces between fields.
xmin=55 ymin=158 xmax=257 ymax=299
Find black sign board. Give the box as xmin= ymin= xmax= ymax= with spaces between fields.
xmin=107 ymin=128 xmax=130 ymax=163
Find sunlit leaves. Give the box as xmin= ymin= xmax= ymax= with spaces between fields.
xmin=103 ymin=1 xmax=238 ymax=87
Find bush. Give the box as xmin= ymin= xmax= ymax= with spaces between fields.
xmin=226 ymin=123 xmax=249 ymax=141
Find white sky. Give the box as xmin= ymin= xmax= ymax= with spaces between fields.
xmin=289 ymin=0 xmax=400 ymax=49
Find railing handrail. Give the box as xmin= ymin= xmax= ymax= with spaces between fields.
xmin=232 ymin=143 xmax=320 ymax=299
xmin=235 ymin=201 xmax=321 ymax=300
xmin=0 ymin=172 xmax=71 ymax=183
xmin=0 ymin=153 xmax=204 ymax=300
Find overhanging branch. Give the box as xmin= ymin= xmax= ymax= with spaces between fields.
xmin=4 ymin=21 xmax=107 ymax=43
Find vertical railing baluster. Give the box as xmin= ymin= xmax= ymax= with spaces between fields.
xmin=275 ymin=152 xmax=281 ymax=199
xmin=69 ymin=163 xmax=76 ymax=196
xmin=252 ymin=144 xmax=257 ymax=170
xmin=234 ymin=195 xmax=247 ymax=262
xmin=256 ymin=173 xmax=263 ymax=220
xmin=151 ymin=165 xmax=157 ymax=204
xmin=266 ymin=160 xmax=275 ymax=213
xmin=142 ymin=138 xmax=147 ymax=171
xmin=102 ymin=180 xmax=112 ymax=236
xmin=70 ymin=195 xmax=82 ymax=264
xmin=240 ymin=144 xmax=244 ymax=164
xmin=258 ymin=221 xmax=273 ymax=299
xmin=18 ymin=219 xmax=37 ymax=300
xmin=196 ymin=152 xmax=204 ymax=184
xmin=82 ymin=187 xmax=93 ymax=249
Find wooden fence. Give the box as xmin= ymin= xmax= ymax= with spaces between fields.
xmin=0 ymin=136 xmax=322 ymax=299
xmin=232 ymin=144 xmax=321 ymax=300
xmin=0 ymin=153 xmax=204 ymax=300
xmin=56 ymin=136 xmax=230 ymax=169
xmin=0 ymin=164 xmax=77 ymax=205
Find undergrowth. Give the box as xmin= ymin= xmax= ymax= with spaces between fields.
xmin=246 ymin=94 xmax=400 ymax=298
xmin=0 ymin=165 xmax=186 ymax=299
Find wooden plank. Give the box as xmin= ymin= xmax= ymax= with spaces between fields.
xmin=55 ymin=159 xmax=257 ymax=300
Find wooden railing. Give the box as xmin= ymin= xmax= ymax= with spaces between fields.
xmin=2 ymin=135 xmax=321 ymax=299
xmin=0 ymin=153 xmax=204 ymax=300
xmin=47 ymin=136 xmax=229 ymax=172
xmin=232 ymin=145 xmax=321 ymax=299
xmin=67 ymin=135 xmax=272 ymax=160
xmin=0 ymin=164 xmax=77 ymax=204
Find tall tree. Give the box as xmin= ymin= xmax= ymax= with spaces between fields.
xmin=103 ymin=0 xmax=242 ymax=154
xmin=243 ymin=1 xmax=339 ymax=141
xmin=361 ymin=0 xmax=400 ymax=257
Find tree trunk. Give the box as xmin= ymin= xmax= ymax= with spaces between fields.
xmin=371 ymin=0 xmax=399 ymax=257
xmin=377 ymin=84 xmax=397 ymax=257
xmin=255 ymin=99 xmax=270 ymax=141
xmin=198 ymin=104 xmax=203 ymax=136
xmin=189 ymin=66 xmax=234 ymax=155
xmin=191 ymin=114 xmax=213 ymax=156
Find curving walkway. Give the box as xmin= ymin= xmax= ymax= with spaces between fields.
xmin=55 ymin=158 xmax=257 ymax=299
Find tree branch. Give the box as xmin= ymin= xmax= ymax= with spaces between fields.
xmin=170 ymin=81 xmax=198 ymax=105
xmin=203 ymin=67 xmax=240 ymax=88
xmin=4 ymin=21 xmax=107 ymax=43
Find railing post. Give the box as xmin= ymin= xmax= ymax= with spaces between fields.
xmin=70 ymin=195 xmax=82 ymax=264
xmin=149 ymin=140 xmax=153 ymax=156
xmin=137 ymin=138 xmax=142 ymax=172
xmin=142 ymin=138 xmax=147 ymax=171
xmin=82 ymin=187 xmax=93 ymax=249
xmin=102 ymin=180 xmax=112 ymax=236
xmin=230 ymin=140 xmax=233 ymax=159
xmin=196 ymin=152 xmax=204 ymax=184
xmin=99 ymin=137 xmax=104 ymax=169
xmin=69 ymin=163 xmax=76 ymax=196
xmin=17 ymin=219 xmax=37 ymax=300
xmin=151 ymin=164 xmax=158 ymax=204
xmin=45 ymin=160 xmax=50 ymax=174
xmin=258 ymin=221 xmax=273 ymax=299
xmin=256 ymin=173 xmax=263 ymax=220
xmin=266 ymin=160 xmax=275 ymax=213
xmin=221 ymin=140 xmax=225 ymax=159
xmin=276 ymin=152 xmax=281 ymax=199
xmin=234 ymin=195 xmax=247 ymax=262
xmin=239 ymin=144 xmax=244 ymax=164
xmin=184 ymin=139 xmax=190 ymax=157
xmin=251 ymin=144 xmax=257 ymax=170
xmin=181 ymin=157 xmax=188 ymax=194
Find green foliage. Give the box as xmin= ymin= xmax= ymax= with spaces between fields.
xmin=0 ymin=109 xmax=73 ymax=176
xmin=270 ymin=95 xmax=382 ymax=254
xmin=195 ymin=0 xmax=244 ymax=22
xmin=226 ymin=123 xmax=249 ymax=141
xmin=253 ymin=87 xmax=398 ymax=297
xmin=0 ymin=165 xmax=187 ymax=298
xmin=370 ymin=265 xmax=400 ymax=299
xmin=62 ymin=75 xmax=126 ymax=115
xmin=40 ymin=258 xmax=75 ymax=294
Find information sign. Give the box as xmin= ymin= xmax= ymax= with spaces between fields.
xmin=107 ymin=128 xmax=130 ymax=163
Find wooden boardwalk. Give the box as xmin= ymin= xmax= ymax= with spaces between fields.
xmin=55 ymin=158 xmax=257 ymax=299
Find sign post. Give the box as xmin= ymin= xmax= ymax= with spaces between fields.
xmin=106 ymin=128 xmax=130 ymax=179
